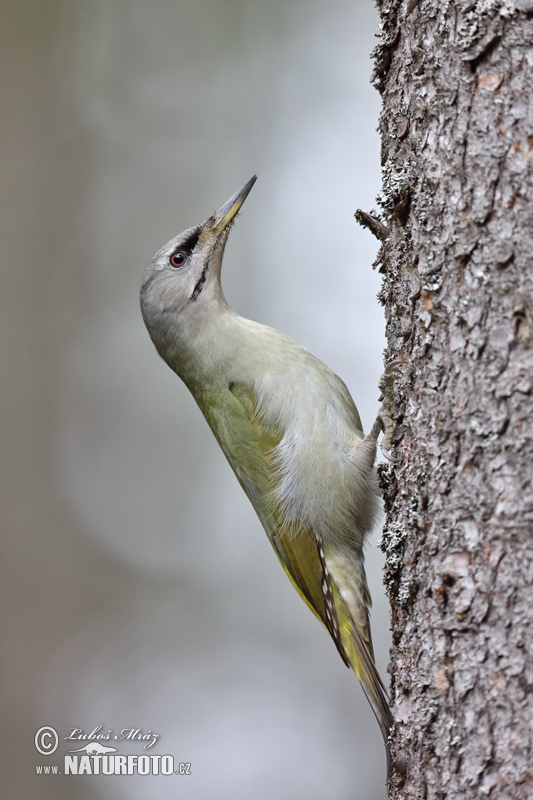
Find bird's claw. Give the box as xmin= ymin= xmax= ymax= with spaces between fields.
xmin=368 ymin=360 xmax=403 ymax=458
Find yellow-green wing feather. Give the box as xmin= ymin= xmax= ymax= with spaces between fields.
xmin=201 ymin=381 xmax=392 ymax=751
xmin=204 ymin=383 xmax=328 ymax=619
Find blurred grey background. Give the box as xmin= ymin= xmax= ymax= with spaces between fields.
xmin=1 ymin=1 xmax=387 ymax=798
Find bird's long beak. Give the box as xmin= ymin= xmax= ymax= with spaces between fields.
xmin=210 ymin=175 xmax=257 ymax=234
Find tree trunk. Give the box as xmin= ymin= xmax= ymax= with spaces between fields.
xmin=370 ymin=2 xmax=533 ymax=798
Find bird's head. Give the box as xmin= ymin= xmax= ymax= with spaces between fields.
xmin=140 ymin=176 xmax=256 ymax=337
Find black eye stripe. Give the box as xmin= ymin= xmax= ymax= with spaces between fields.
xmin=181 ymin=229 xmax=200 ymax=253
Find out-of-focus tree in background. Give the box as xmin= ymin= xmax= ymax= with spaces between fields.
xmin=1 ymin=2 xmax=386 ymax=798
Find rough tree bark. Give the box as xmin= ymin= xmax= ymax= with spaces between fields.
xmin=368 ymin=2 xmax=533 ymax=798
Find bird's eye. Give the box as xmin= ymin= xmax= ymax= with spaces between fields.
xmin=170 ymin=251 xmax=187 ymax=268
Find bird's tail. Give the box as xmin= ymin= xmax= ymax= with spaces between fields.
xmin=348 ymin=623 xmax=393 ymax=779
xmin=328 ymin=555 xmax=393 ymax=774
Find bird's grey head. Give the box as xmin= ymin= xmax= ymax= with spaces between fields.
xmin=140 ymin=175 xmax=256 ymax=360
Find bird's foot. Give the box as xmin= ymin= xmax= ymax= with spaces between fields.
xmin=368 ymin=360 xmax=403 ymax=459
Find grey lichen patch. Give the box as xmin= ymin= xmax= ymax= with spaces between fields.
xmin=458 ymin=0 xmax=516 ymax=51
xmin=379 ymin=516 xmax=408 ymax=567
xmin=420 ymin=698 xmax=440 ymax=726
xmin=370 ymin=19 xmax=401 ymax=92
xmin=476 ymin=0 xmax=515 ymax=15
xmin=379 ymin=516 xmax=409 ymax=592
xmin=377 ymin=160 xmax=413 ymax=214
xmin=397 ymin=575 xmax=415 ymax=609
xmin=377 ymin=458 xmax=414 ymax=596
xmin=415 ymin=178 xmax=439 ymax=228
xmin=421 ymin=275 xmax=443 ymax=293
xmin=373 ymin=19 xmax=392 ymax=51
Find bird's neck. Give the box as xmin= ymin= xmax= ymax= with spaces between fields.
xmin=159 ymin=297 xmax=244 ymax=394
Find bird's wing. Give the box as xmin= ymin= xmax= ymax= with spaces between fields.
xmin=206 ymin=381 xmax=392 ymax=749
xmin=211 ymin=383 xmax=331 ymax=622
xmin=208 ymin=383 xmax=351 ymax=661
